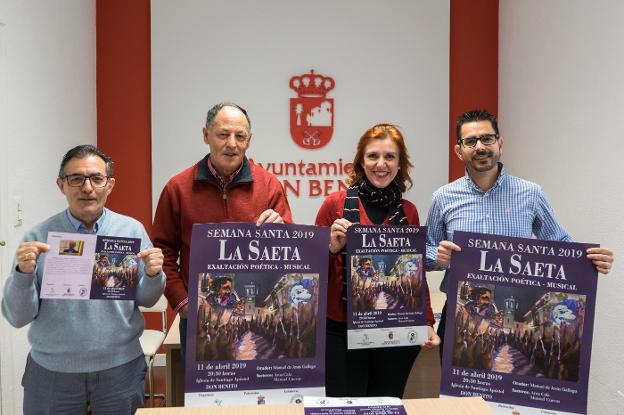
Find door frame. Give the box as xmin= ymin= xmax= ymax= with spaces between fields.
xmin=0 ymin=19 xmax=10 ymax=415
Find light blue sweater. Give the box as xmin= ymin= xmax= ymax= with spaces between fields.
xmin=1 ymin=209 xmax=166 ymax=373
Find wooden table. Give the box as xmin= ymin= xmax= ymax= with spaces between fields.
xmin=164 ymin=314 xmax=185 ymax=407
xmin=137 ymin=397 xmax=494 ymax=414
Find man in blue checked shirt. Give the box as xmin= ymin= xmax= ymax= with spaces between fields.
xmin=425 ymin=109 xmax=614 ymax=359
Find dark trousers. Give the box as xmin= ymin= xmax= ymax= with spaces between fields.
xmin=180 ymin=317 xmax=188 ymax=359
xmin=325 ymin=319 xmax=421 ymax=398
xmin=437 ymin=301 xmax=447 ymax=362
xmin=22 ymin=354 xmax=146 ymax=415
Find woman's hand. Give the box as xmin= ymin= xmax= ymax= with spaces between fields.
xmin=329 ymin=218 xmax=352 ymax=254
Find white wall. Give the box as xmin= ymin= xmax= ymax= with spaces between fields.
xmin=151 ymin=0 xmax=450 ymax=224
xmin=0 ymin=0 xmax=96 ymax=412
xmin=500 ymin=1 xmax=624 ymax=412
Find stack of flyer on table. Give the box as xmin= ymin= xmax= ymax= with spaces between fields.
xmin=304 ymin=396 xmax=407 ymax=415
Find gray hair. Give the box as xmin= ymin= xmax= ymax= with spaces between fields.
xmin=205 ymin=102 xmax=251 ymax=131
xmin=58 ymin=145 xmax=114 ymax=177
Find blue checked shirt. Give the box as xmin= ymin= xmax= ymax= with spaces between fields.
xmin=425 ymin=164 xmax=571 ymax=292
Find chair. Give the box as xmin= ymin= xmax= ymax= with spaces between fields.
xmin=139 ymin=295 xmax=168 ymax=406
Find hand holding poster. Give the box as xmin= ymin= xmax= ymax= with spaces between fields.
xmin=440 ymin=231 xmax=598 ymax=415
xmin=346 ymin=225 xmax=429 ymax=349
xmin=185 ymin=223 xmax=329 ymax=406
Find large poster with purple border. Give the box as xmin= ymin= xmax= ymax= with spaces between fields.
xmin=440 ymin=231 xmax=598 ymax=415
xmin=185 ymin=223 xmax=329 ymax=406
xmin=346 ymin=225 xmax=429 ymax=349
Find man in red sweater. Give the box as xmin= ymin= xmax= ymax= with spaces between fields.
xmin=152 ymin=102 xmax=293 ymax=352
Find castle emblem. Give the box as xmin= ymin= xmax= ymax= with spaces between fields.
xmin=289 ymin=69 xmax=335 ymax=149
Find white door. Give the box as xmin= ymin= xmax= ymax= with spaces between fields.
xmin=0 ymin=19 xmax=13 ymax=414
xmin=0 ymin=20 xmax=7 ymax=414
xmin=0 ymin=19 xmax=25 ymax=415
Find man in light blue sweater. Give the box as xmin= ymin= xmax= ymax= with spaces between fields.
xmin=2 ymin=145 xmax=166 ymax=415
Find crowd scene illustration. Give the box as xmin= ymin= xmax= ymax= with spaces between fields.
xmin=350 ymin=255 xmax=424 ymax=312
xmin=196 ymin=273 xmax=319 ymax=361
xmin=91 ymin=254 xmax=138 ymax=289
xmin=452 ymin=283 xmax=585 ymax=382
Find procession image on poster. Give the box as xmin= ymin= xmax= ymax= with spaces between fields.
xmin=346 ymin=225 xmax=429 ymax=349
xmin=451 ymin=282 xmax=587 ymax=382
xmin=186 ymin=223 xmax=329 ymax=406
xmin=90 ymin=236 xmax=140 ymax=300
xmin=303 ymin=396 xmax=408 ymax=415
xmin=440 ymin=231 xmax=598 ymax=415
xmin=195 ymin=272 xmax=320 ymax=361
xmin=41 ymin=232 xmax=140 ymax=300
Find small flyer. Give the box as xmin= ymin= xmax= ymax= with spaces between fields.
xmin=440 ymin=231 xmax=598 ymax=415
xmin=303 ymin=396 xmax=408 ymax=415
xmin=346 ymin=224 xmax=429 ymax=350
xmin=41 ymin=232 xmax=141 ymax=300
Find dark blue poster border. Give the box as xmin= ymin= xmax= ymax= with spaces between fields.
xmin=440 ymin=231 xmax=598 ymax=415
xmin=345 ymin=225 xmax=429 ymax=349
xmin=184 ymin=222 xmax=329 ymax=406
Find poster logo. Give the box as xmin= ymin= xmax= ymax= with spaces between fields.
xmin=289 ymin=69 xmax=335 ymax=149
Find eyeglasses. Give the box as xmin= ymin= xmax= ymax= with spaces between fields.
xmin=215 ymin=130 xmax=250 ymax=143
xmin=459 ymin=133 xmax=499 ymax=148
xmin=62 ymin=174 xmax=110 ymax=188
